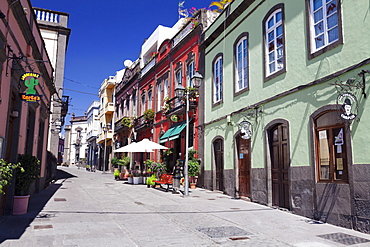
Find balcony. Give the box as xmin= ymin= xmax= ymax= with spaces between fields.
xmin=105 ymin=102 xmax=114 ymax=113
xmin=133 ymin=115 xmax=153 ymax=131
xmin=163 ymin=96 xmax=197 ymax=116
xmin=141 ymin=57 xmax=156 ymax=76
xmin=96 ymin=129 xmax=114 ymax=144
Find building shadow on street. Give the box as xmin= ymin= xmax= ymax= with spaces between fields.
xmin=0 ymin=168 xmax=77 ymax=243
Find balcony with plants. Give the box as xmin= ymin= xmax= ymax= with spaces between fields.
xmin=134 ymin=109 xmax=155 ymax=131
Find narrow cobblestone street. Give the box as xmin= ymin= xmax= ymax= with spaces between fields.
xmin=1 ymin=167 xmax=370 ymax=247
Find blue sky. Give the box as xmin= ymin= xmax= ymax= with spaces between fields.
xmin=30 ymin=0 xmax=212 ymax=126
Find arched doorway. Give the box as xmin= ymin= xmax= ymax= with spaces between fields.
xmin=268 ymin=122 xmax=290 ymax=209
xmin=213 ymin=138 xmax=224 ymax=192
xmin=236 ymin=135 xmax=251 ymax=198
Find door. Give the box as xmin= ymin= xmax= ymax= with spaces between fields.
xmin=213 ymin=139 xmax=224 ymax=191
xmin=237 ymin=136 xmax=251 ymax=197
xmin=270 ymin=124 xmax=289 ymax=209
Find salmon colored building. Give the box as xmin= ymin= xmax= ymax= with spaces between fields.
xmin=0 ymin=0 xmax=55 ymax=213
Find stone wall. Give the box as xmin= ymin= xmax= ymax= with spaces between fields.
xmin=352 ymin=164 xmax=370 ymax=233
xmin=291 ymin=166 xmax=314 ymax=218
xmin=251 ymin=168 xmax=268 ymax=205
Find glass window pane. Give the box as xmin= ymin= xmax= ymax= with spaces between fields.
xmin=268 ymin=42 xmax=275 ymax=52
xmin=314 ymin=9 xmax=323 ymax=23
xmin=277 ymin=58 xmax=284 ymax=69
xmin=328 ymin=27 xmax=338 ymax=43
xmin=269 ymin=62 xmax=275 ymax=73
xmin=315 ymin=34 xmax=325 ymax=48
xmin=277 ymin=47 xmax=283 ymax=58
xmin=269 ymin=52 xmax=275 ymax=63
xmin=277 ymin=25 xmax=283 ymax=37
xmin=326 ymin=1 xmax=337 ymax=15
xmin=268 ymin=31 xmax=274 ymax=42
xmin=277 ymin=37 xmax=283 ymax=47
xmin=268 ymin=17 xmax=274 ymax=29
xmin=314 ymin=0 xmax=323 ymax=11
xmin=314 ymin=22 xmax=324 ymax=35
xmin=276 ymin=11 xmax=282 ymax=22
xmin=327 ymin=12 xmax=338 ymax=29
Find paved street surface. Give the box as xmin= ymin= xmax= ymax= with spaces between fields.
xmin=1 ymin=167 xmax=370 ymax=247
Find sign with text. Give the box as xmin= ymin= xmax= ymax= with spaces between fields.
xmin=20 ymin=72 xmax=42 ymax=103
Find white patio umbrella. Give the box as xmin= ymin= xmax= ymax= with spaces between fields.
xmin=135 ymin=138 xmax=168 ymax=151
xmin=114 ymin=142 xmax=153 ymax=153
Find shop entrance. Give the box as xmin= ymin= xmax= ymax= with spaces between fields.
xmin=269 ymin=123 xmax=290 ymax=209
xmin=237 ymin=136 xmax=251 ymax=197
xmin=213 ymin=139 xmax=224 ymax=192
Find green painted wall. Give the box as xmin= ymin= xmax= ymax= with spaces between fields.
xmin=203 ymin=0 xmax=370 ymax=171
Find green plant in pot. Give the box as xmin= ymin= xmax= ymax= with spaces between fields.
xmin=143 ymin=109 xmax=155 ymax=123
xmin=0 ymin=159 xmax=21 ymax=195
xmin=188 ymin=149 xmax=200 ymax=189
xmin=13 ymin=154 xmax=40 ymax=215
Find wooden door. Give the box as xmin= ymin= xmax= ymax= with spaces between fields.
xmin=213 ymin=139 xmax=224 ymax=191
xmin=237 ymin=136 xmax=251 ymax=197
xmin=270 ymin=124 xmax=289 ymax=209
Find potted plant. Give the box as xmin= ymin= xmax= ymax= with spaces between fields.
xmin=114 ymin=168 xmax=120 ymax=180
xmin=0 ymin=159 xmax=21 ymax=216
xmin=143 ymin=109 xmax=155 ymax=123
xmin=188 ymin=149 xmax=200 ymax=189
xmin=121 ymin=117 xmax=134 ymax=129
xmin=118 ymin=156 xmax=130 ymax=180
xmin=13 ymin=154 xmax=40 ymax=215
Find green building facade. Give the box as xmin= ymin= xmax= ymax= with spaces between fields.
xmin=201 ymin=0 xmax=370 ymax=232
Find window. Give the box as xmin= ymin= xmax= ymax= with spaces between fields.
xmin=157 ymin=83 xmax=162 ymax=111
xmin=132 ymin=92 xmax=137 ymax=116
xmin=164 ymin=79 xmax=169 ymax=98
xmin=175 ymin=69 xmax=182 ymax=85
xmin=315 ymin=111 xmax=348 ymax=182
xmin=307 ymin=0 xmax=342 ymax=58
xmin=125 ymin=96 xmax=130 ymax=116
xmin=148 ymin=90 xmax=152 ymax=110
xmin=263 ymin=5 xmax=285 ymax=80
xmin=213 ymin=55 xmax=223 ymax=104
xmin=187 ymin=61 xmax=195 ymax=87
xmin=234 ymin=35 xmax=249 ymax=93
xmin=141 ymin=94 xmax=146 ymax=115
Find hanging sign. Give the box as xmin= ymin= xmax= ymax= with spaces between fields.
xmin=20 ymin=72 xmax=42 ymax=103
xmin=337 ymin=92 xmax=357 ymax=121
xmin=239 ymin=121 xmax=252 ymax=139
xmin=170 ymin=115 xmax=179 ymax=122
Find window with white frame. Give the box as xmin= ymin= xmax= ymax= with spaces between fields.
xmin=264 ymin=6 xmax=285 ymax=78
xmin=157 ymin=83 xmax=162 ymax=111
xmin=148 ymin=90 xmax=152 ymax=110
xmin=308 ymin=0 xmax=341 ymax=55
xmin=187 ymin=61 xmax=195 ymax=87
xmin=164 ymin=79 xmax=169 ymax=98
xmin=132 ymin=92 xmax=137 ymax=116
xmin=235 ymin=35 xmax=249 ymax=92
xmin=175 ymin=69 xmax=182 ymax=85
xmin=141 ymin=93 xmax=146 ymax=115
xmin=213 ymin=55 xmax=223 ymax=104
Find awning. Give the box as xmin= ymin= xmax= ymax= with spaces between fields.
xmin=159 ymin=121 xmax=187 ymax=143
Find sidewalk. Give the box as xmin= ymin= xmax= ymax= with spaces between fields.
xmin=1 ymin=166 xmax=370 ymax=247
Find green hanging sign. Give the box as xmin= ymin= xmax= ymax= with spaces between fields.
xmin=20 ymin=72 xmax=42 ymax=103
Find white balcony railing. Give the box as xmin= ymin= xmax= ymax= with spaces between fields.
xmin=141 ymin=57 xmax=156 ymax=76
xmin=34 ymin=9 xmax=60 ymax=23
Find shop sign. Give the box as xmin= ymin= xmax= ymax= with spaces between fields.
xmin=239 ymin=121 xmax=252 ymax=139
xmin=337 ymin=92 xmax=357 ymax=121
xmin=20 ymin=72 xmax=42 ymax=103
xmin=170 ymin=115 xmax=179 ymax=122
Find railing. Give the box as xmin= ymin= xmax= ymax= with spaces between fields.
xmin=173 ymin=21 xmax=194 ymax=47
xmin=141 ymin=57 xmax=156 ymax=76
xmin=34 ymin=9 xmax=59 ymax=23
xmin=133 ymin=115 xmax=153 ymax=130
xmin=164 ymin=96 xmax=197 ymax=116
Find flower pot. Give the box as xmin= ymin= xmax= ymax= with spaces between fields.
xmin=133 ymin=177 xmax=140 ymax=185
xmin=142 ymin=177 xmax=146 ymax=184
xmin=139 ymin=177 xmax=143 ymax=184
xmin=128 ymin=177 xmax=133 ymax=184
xmin=13 ymin=195 xmax=30 ymax=215
xmin=190 ymin=183 xmax=196 ymax=189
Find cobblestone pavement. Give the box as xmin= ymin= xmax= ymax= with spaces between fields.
xmin=1 ymin=167 xmax=370 ymax=247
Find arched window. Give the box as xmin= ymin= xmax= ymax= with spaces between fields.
xmin=234 ymin=34 xmax=249 ymax=93
xmin=263 ymin=4 xmax=285 ymax=80
xmin=314 ymin=110 xmax=348 ymax=182
xmin=213 ymin=55 xmax=223 ymax=104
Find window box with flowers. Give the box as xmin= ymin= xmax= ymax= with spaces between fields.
xmin=161 ymin=97 xmax=171 ymax=113
xmin=143 ymin=109 xmax=155 ymax=123
xmin=121 ymin=117 xmax=134 ymax=129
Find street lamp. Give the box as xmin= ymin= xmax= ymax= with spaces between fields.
xmin=102 ymin=125 xmax=107 ymax=173
xmin=175 ymin=71 xmax=203 ymax=196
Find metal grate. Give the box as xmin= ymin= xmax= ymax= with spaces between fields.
xmin=317 ymin=233 xmax=370 ymax=245
xmin=197 ymin=226 xmax=251 ymax=238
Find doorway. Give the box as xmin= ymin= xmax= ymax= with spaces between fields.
xmin=269 ymin=123 xmax=290 ymax=209
xmin=237 ymin=136 xmax=251 ymax=197
xmin=213 ymin=138 xmax=224 ymax=192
